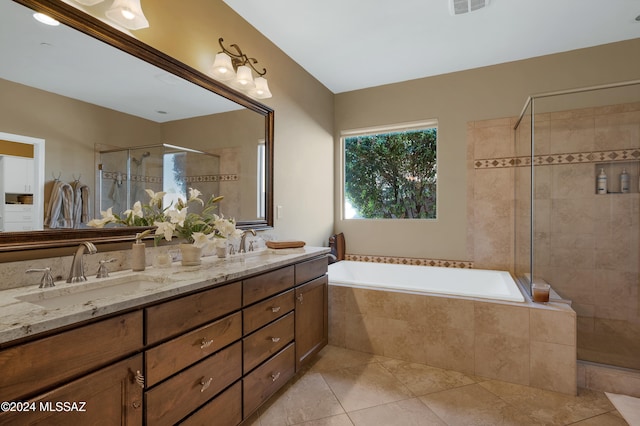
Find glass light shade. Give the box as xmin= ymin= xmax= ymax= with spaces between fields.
xmin=210 ymin=53 xmax=235 ymax=81
xmin=250 ymin=77 xmax=272 ymax=99
xmin=73 ymin=0 xmax=105 ymax=5
xmin=33 ymin=13 xmax=60 ymax=26
xmin=232 ymin=65 xmax=255 ymax=90
xmin=105 ymin=0 xmax=149 ymax=30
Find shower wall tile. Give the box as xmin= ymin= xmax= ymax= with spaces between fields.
xmin=533 ymin=117 xmax=551 ymax=156
xmin=595 ymin=110 xmax=640 ymax=150
xmin=472 ymin=121 xmax=514 ymax=159
xmin=468 ymin=99 xmax=638 ymax=372
xmin=549 ymin=116 xmax=595 ymax=154
xmin=551 ymin=164 xmax=595 ymax=198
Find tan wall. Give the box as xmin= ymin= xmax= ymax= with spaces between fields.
xmin=334 ymin=38 xmax=640 ymax=261
xmin=137 ymin=0 xmax=335 ymax=245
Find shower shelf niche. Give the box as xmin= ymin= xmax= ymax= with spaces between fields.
xmin=594 ymin=160 xmax=640 ymax=194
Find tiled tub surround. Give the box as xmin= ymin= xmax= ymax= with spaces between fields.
xmin=328 ymin=278 xmax=577 ymax=395
xmin=467 ymin=101 xmax=640 ymax=391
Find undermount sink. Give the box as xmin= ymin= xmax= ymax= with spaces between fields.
xmin=17 ymin=275 xmax=173 ymax=310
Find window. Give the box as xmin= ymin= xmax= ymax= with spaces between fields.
xmin=342 ymin=121 xmax=437 ymax=219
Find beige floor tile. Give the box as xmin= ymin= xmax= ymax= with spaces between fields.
xmin=258 ymin=372 xmax=345 ymax=426
xmin=321 ymin=362 xmax=414 ymax=412
xmin=306 ymin=345 xmax=382 ymax=373
xmin=479 ymin=380 xmax=616 ymax=424
xmin=570 ymin=411 xmax=630 ymax=425
xmin=419 ymin=384 xmax=543 ymax=425
xmin=380 ymin=359 xmax=477 ymax=396
xmin=296 ymin=414 xmax=355 ymax=426
xmin=348 ymin=398 xmax=446 ymax=426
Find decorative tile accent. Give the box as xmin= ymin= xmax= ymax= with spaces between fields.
xmin=475 ymin=149 xmax=640 ymax=169
xmin=345 ymin=254 xmax=473 ymax=269
xmin=101 ymin=171 xmax=239 ymax=184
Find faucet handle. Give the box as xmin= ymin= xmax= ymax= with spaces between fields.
xmin=97 ymin=258 xmax=116 ymax=278
xmin=26 ymin=267 xmax=55 ymax=288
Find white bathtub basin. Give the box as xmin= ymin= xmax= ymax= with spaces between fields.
xmin=17 ymin=275 xmax=173 ymax=310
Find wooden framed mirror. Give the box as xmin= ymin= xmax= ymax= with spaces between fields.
xmin=0 ymin=0 xmax=273 ymax=254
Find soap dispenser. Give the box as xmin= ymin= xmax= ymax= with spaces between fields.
xmin=620 ymin=168 xmax=630 ymax=193
xmin=131 ymin=232 xmax=148 ymax=271
xmin=597 ymin=168 xmax=607 ymax=194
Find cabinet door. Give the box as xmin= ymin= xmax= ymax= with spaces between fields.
xmin=294 ymin=275 xmax=328 ymax=370
xmin=2 ymin=156 xmax=34 ymax=193
xmin=0 ymin=354 xmax=143 ymax=426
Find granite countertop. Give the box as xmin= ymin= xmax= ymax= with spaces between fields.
xmin=0 ymin=246 xmax=329 ymax=345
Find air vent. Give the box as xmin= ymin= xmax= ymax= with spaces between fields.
xmin=450 ymin=0 xmax=490 ymax=15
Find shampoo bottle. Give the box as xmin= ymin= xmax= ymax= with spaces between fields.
xmin=131 ymin=232 xmax=146 ymax=271
xmin=620 ymin=168 xmax=630 ymax=193
xmin=597 ymin=168 xmax=607 ymax=194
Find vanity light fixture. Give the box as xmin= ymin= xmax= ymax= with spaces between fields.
xmin=73 ymin=0 xmax=105 ymax=5
xmin=33 ymin=12 xmax=60 ymax=26
xmin=210 ymin=38 xmax=272 ymax=99
xmin=105 ymin=0 xmax=149 ymax=30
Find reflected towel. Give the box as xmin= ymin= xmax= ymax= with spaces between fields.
xmin=71 ymin=181 xmax=90 ymax=228
xmin=45 ymin=181 xmax=74 ymax=229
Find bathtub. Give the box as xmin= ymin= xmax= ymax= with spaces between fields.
xmin=328 ymin=260 xmax=524 ymax=303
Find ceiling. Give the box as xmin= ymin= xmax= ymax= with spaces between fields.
xmin=223 ymin=0 xmax=640 ymax=94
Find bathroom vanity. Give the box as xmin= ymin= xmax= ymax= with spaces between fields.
xmin=0 ymin=247 xmax=329 ymax=425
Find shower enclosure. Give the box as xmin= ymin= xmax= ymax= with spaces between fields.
xmin=514 ymin=80 xmax=640 ymax=371
xmin=98 ymin=144 xmax=220 ymax=218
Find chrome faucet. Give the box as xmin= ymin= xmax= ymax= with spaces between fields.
xmin=239 ymin=229 xmax=256 ymax=253
xmin=67 ymin=242 xmax=97 ymax=283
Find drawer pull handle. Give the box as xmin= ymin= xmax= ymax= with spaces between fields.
xmin=297 ymin=294 xmax=304 ymax=303
xmin=271 ymin=372 xmax=281 ymax=382
xmin=200 ymin=338 xmax=214 ymax=349
xmin=200 ymin=377 xmax=213 ymax=393
xmin=271 ymin=306 xmax=281 ymax=313
xmin=271 ymin=337 xmax=281 ymax=343
xmin=135 ymin=370 xmax=145 ymax=389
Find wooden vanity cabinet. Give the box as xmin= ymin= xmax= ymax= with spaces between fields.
xmin=0 ymin=310 xmax=142 ymax=402
xmin=294 ymin=257 xmax=329 ymax=370
xmin=0 ymin=254 xmax=329 ymax=426
xmin=0 ymin=354 xmax=143 ymax=426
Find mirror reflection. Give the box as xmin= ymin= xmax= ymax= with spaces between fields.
xmin=0 ymin=0 xmax=271 ymax=241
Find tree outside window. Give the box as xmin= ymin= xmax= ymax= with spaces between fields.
xmin=343 ymin=126 xmax=437 ymax=219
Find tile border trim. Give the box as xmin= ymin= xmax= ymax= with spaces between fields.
xmin=345 ymin=253 xmax=473 ymax=269
xmin=475 ymin=149 xmax=640 ymax=169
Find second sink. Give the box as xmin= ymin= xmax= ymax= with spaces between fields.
xmin=17 ymin=275 xmax=173 ymax=310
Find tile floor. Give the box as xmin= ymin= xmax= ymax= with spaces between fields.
xmin=245 ymin=345 xmax=628 ymax=426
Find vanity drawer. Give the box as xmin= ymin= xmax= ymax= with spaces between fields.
xmin=145 ymin=311 xmax=242 ymax=387
xmin=0 ymin=311 xmax=142 ymax=401
xmin=243 ymin=343 xmax=295 ymax=418
xmin=179 ymin=381 xmax=242 ymax=426
xmin=146 ymin=281 xmax=241 ymax=345
xmin=243 ymin=289 xmax=294 ymax=334
xmin=243 ymin=265 xmax=294 ymax=306
xmin=295 ymin=256 xmax=328 ymax=285
xmin=145 ymin=341 xmax=242 ymax=426
xmin=243 ymin=312 xmax=294 ymax=373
